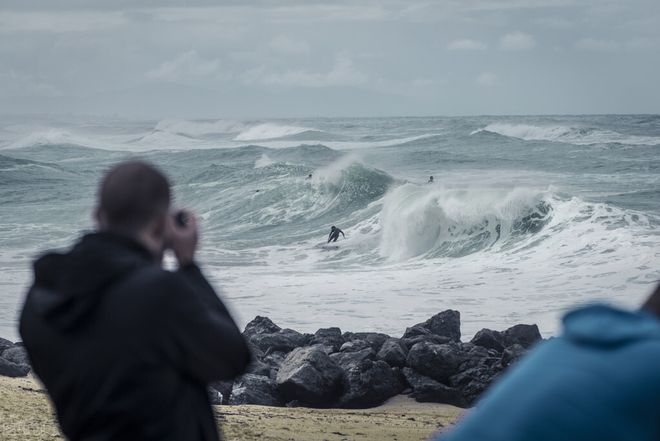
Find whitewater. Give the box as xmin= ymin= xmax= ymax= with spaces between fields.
xmin=1 ymin=114 xmax=659 ymax=341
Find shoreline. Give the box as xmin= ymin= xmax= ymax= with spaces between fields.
xmin=0 ymin=376 xmax=462 ymax=441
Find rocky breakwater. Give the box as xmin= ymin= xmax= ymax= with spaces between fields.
xmin=0 ymin=337 xmax=31 ymax=377
xmin=216 ymin=310 xmax=542 ymax=409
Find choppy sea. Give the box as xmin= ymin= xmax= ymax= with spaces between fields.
xmin=1 ymin=114 xmax=659 ymax=341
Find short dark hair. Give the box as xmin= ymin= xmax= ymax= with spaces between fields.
xmin=98 ymin=161 xmax=171 ymax=233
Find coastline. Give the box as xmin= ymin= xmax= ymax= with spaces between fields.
xmin=0 ymin=376 xmax=462 ymax=441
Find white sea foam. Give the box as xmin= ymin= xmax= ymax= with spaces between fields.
xmin=234 ymin=123 xmax=312 ymax=141
xmin=154 ymin=119 xmax=245 ymax=137
xmin=254 ymin=153 xmax=274 ymax=168
xmin=473 ymin=123 xmax=660 ymax=146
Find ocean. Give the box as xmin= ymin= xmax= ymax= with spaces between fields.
xmin=1 ymin=114 xmax=659 ymax=341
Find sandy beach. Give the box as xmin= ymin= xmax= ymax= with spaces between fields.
xmin=0 ymin=376 xmax=462 ymax=441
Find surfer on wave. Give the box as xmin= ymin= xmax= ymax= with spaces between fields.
xmin=327 ymin=226 xmax=345 ymax=243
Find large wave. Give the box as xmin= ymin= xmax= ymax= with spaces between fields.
xmin=472 ymin=123 xmax=660 ymax=146
xmin=234 ymin=123 xmax=316 ymax=141
xmin=378 ymin=185 xmax=553 ymax=260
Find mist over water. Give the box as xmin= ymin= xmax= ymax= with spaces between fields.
xmin=1 ymin=114 xmax=659 ymax=341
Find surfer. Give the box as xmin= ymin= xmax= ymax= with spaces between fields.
xmin=428 ymin=175 xmax=434 ymax=184
xmin=327 ymin=226 xmax=345 ymax=243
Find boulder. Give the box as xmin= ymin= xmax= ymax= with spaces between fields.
xmin=377 ymin=338 xmax=408 ymax=367
xmin=502 ymin=324 xmax=542 ymax=349
xmin=210 ymin=380 xmax=233 ymax=403
xmin=208 ymin=387 xmax=224 ymax=405
xmin=0 ymin=337 xmax=14 ymax=354
xmin=339 ymin=359 xmax=404 ymax=408
xmin=245 ymin=359 xmax=271 ymax=377
xmin=470 ymin=329 xmax=505 ymax=352
xmin=339 ymin=340 xmax=372 ymax=353
xmin=276 ymin=346 xmax=344 ymax=407
xmin=402 ymin=368 xmax=466 ymax=407
xmin=330 ymin=348 xmax=376 ymax=369
xmin=406 ymin=341 xmax=464 ymax=384
xmin=449 ymin=365 xmax=500 ymax=406
xmin=247 ymin=328 xmax=309 ymax=354
xmin=243 ymin=316 xmax=281 ymax=336
xmin=500 ymin=343 xmax=527 ymax=368
xmin=0 ymin=357 xmax=30 ymax=378
xmin=423 ymin=310 xmax=461 ymax=342
xmin=310 ymin=327 xmax=344 ymax=352
xmin=1 ymin=346 xmax=29 ymax=366
xmin=342 ymin=332 xmax=389 ymax=352
xmin=229 ymin=374 xmax=282 ymax=406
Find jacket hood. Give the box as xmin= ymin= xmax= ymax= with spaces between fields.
xmin=30 ymin=232 xmax=154 ymax=330
xmin=562 ymin=304 xmax=660 ymax=347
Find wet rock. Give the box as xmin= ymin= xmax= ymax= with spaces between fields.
xmin=500 ymin=343 xmax=528 ymax=368
xmin=243 ymin=316 xmax=281 ymax=336
xmin=342 ymin=332 xmax=389 ymax=352
xmin=0 ymin=337 xmax=14 ymax=354
xmin=449 ymin=365 xmax=500 ymax=406
xmin=402 ymin=368 xmax=466 ymax=407
xmin=310 ymin=327 xmax=344 ymax=352
xmin=0 ymin=357 xmax=30 ymax=378
xmin=210 ymin=380 xmax=233 ymax=403
xmin=470 ymin=329 xmax=505 ymax=352
xmin=423 ymin=310 xmax=461 ymax=342
xmin=406 ymin=341 xmax=464 ymax=384
xmin=229 ymin=374 xmax=282 ymax=406
xmin=339 ymin=340 xmax=372 ymax=353
xmin=330 ymin=348 xmax=376 ymax=369
xmin=339 ymin=359 xmax=404 ymax=408
xmin=208 ymin=387 xmax=224 ymax=405
xmin=1 ymin=346 xmax=29 ymax=366
xmin=377 ymin=338 xmax=408 ymax=367
xmin=248 ymin=328 xmax=309 ymax=354
xmin=502 ymin=324 xmax=542 ymax=349
xmin=245 ymin=359 xmax=271 ymax=377
xmin=276 ymin=346 xmax=344 ymax=407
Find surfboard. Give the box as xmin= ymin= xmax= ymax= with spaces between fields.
xmin=320 ymin=245 xmax=340 ymax=251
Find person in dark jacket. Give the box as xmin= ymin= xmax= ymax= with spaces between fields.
xmin=433 ymin=283 xmax=660 ymax=441
xmin=327 ymin=226 xmax=345 ymax=243
xmin=19 ymin=161 xmax=250 ymax=441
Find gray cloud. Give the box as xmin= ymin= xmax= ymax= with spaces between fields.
xmin=1 ymin=0 xmax=659 ymax=116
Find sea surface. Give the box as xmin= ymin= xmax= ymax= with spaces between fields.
xmin=1 ymin=114 xmax=659 ymax=341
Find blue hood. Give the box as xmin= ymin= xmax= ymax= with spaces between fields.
xmin=562 ymin=304 xmax=660 ymax=347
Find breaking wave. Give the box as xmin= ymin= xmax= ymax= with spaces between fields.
xmin=472 ymin=123 xmax=660 ymax=146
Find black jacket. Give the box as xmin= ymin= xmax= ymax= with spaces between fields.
xmin=19 ymin=232 xmax=250 ymax=441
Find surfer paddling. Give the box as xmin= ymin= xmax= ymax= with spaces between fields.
xmin=327 ymin=225 xmax=345 ymax=243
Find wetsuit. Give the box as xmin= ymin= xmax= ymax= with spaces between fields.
xmin=328 ymin=227 xmax=345 ymax=243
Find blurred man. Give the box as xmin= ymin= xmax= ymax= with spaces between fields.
xmin=434 ymin=284 xmax=660 ymax=441
xmin=20 ymin=161 xmax=250 ymax=441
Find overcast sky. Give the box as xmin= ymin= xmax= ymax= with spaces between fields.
xmin=1 ymin=0 xmax=659 ymax=118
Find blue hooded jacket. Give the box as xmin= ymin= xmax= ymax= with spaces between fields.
xmin=435 ymin=304 xmax=660 ymax=441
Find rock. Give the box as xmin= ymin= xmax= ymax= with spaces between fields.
xmin=500 ymin=343 xmax=527 ymax=368
xmin=243 ymin=316 xmax=281 ymax=336
xmin=377 ymin=338 xmax=408 ymax=367
xmin=449 ymin=365 xmax=500 ymax=405
xmin=339 ymin=359 xmax=404 ymax=408
xmin=208 ymin=387 xmax=224 ymax=405
xmin=0 ymin=357 xmax=30 ymax=378
xmin=210 ymin=380 xmax=233 ymax=403
xmin=401 ymin=334 xmax=452 ymax=350
xmin=341 ymin=332 xmax=389 ymax=352
xmin=245 ymin=359 xmax=271 ymax=377
xmin=310 ymin=327 xmax=344 ymax=352
xmin=402 ymin=368 xmax=466 ymax=407
xmin=229 ymin=374 xmax=282 ymax=406
xmin=247 ymin=328 xmax=309 ymax=354
xmin=339 ymin=340 xmax=372 ymax=353
xmin=330 ymin=348 xmax=376 ymax=369
xmin=1 ymin=346 xmax=29 ymax=366
xmin=276 ymin=346 xmax=344 ymax=407
xmin=424 ymin=310 xmax=461 ymax=342
xmin=406 ymin=341 xmax=464 ymax=383
xmin=0 ymin=337 xmax=14 ymax=354
xmin=470 ymin=329 xmax=505 ymax=352
xmin=502 ymin=324 xmax=542 ymax=349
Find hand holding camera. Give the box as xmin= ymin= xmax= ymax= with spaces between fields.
xmin=168 ymin=209 xmax=198 ymax=267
